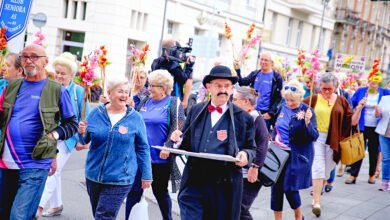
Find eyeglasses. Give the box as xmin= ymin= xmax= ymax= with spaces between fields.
xmin=211 ymin=83 xmax=232 ymax=90
xmin=232 ymin=97 xmax=244 ymax=102
xmin=321 ymin=87 xmax=334 ymax=92
xmin=20 ymin=55 xmax=46 ymax=62
xmin=149 ymin=84 xmax=163 ymax=88
xmin=284 ymin=86 xmax=297 ymax=92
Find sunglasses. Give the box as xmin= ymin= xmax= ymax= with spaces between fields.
xmin=284 ymin=86 xmax=297 ymax=92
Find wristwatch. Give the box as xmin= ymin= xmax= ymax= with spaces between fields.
xmin=250 ymin=163 xmax=260 ymax=169
xmin=52 ymin=131 xmax=59 ymax=141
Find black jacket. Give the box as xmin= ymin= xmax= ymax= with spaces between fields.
xmin=151 ymin=56 xmax=191 ymax=99
xmin=178 ymin=101 xmax=256 ymax=219
xmin=236 ymin=69 xmax=283 ymax=118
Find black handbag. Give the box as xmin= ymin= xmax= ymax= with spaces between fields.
xmin=259 ymin=141 xmax=289 ymax=187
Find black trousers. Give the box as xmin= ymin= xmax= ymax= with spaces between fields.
xmin=350 ymin=126 xmax=379 ymax=177
xmin=240 ymin=179 xmax=262 ymax=220
xmin=151 ymin=163 xmax=172 ymax=220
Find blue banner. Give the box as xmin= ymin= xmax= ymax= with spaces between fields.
xmin=0 ymin=0 xmax=33 ymax=40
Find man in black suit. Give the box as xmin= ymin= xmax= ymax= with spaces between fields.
xmin=170 ymin=65 xmax=256 ymax=220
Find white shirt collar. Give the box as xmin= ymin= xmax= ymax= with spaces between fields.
xmin=210 ymin=101 xmax=228 ymax=113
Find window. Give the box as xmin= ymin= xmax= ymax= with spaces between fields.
xmin=296 ymin=21 xmax=303 ymax=48
xmin=82 ymin=1 xmax=87 ymax=20
xmin=167 ymin=21 xmax=174 ymax=34
xmin=271 ymin=12 xmax=277 ymax=29
xmin=217 ymin=34 xmax=224 ymax=56
xmin=63 ymin=0 xmax=87 ymax=20
xmin=143 ymin=14 xmax=148 ymax=31
xmin=340 ymin=34 xmax=346 ymax=53
xmin=136 ymin=12 xmax=143 ymax=30
xmin=246 ymin=0 xmax=256 ymax=8
xmin=349 ymin=38 xmax=354 ymax=53
xmin=130 ymin=10 xmax=148 ymax=31
xmin=194 ymin=28 xmax=205 ymax=36
xmin=73 ymin=1 xmax=78 ymax=19
xmin=270 ymin=12 xmax=277 ymax=42
xmin=310 ymin=26 xmax=316 ymax=50
xmin=319 ymin=28 xmax=326 ymax=52
xmin=130 ymin=10 xmax=137 ymax=29
xmin=286 ymin=18 xmax=293 ymax=46
xmin=62 ymin=30 xmax=85 ymax=61
xmin=64 ymin=0 xmax=69 ymax=18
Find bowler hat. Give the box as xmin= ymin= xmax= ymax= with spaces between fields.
xmin=202 ymin=65 xmax=238 ymax=86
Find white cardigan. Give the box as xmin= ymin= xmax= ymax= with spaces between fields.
xmin=375 ymin=95 xmax=390 ymax=136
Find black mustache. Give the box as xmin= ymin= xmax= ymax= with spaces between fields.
xmin=217 ymin=92 xmax=228 ymax=96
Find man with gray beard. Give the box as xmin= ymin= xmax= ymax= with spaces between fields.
xmin=0 ymin=44 xmax=78 ymax=220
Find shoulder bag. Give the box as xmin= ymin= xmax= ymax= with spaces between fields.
xmin=340 ymin=125 xmax=365 ymax=165
xmin=259 ymin=141 xmax=289 ymax=187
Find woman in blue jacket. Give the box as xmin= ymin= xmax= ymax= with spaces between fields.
xmin=38 ymin=52 xmax=91 ymax=217
xmin=346 ymin=79 xmax=390 ymax=184
xmin=78 ymin=76 xmax=152 ymax=220
xmin=272 ymin=80 xmax=319 ymax=220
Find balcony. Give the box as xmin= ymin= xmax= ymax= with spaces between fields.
xmin=286 ymin=0 xmax=323 ymax=14
xmin=335 ymin=8 xmax=359 ymax=25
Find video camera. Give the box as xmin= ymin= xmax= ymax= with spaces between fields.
xmin=162 ymin=38 xmax=195 ymax=64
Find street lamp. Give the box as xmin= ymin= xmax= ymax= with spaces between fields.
xmin=318 ymin=0 xmax=330 ymax=51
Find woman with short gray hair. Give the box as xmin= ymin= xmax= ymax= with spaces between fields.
xmin=271 ymin=80 xmax=319 ymax=220
xmin=303 ymin=73 xmax=359 ymax=217
xmin=78 ymin=76 xmax=152 ymax=219
xmin=233 ymin=86 xmax=268 ymax=219
xmin=147 ymin=69 xmax=174 ymax=96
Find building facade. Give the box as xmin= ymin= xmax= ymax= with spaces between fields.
xmin=262 ymin=0 xmax=335 ymax=63
xmin=26 ymin=0 xmax=335 ymax=79
xmin=330 ymin=0 xmax=390 ymax=79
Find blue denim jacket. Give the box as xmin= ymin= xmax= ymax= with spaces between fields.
xmin=79 ymin=105 xmax=152 ymax=185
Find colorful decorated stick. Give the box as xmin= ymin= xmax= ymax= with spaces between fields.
xmin=0 ymin=27 xmax=8 ymax=78
xmin=98 ymin=45 xmax=111 ymax=96
xmin=129 ymin=44 xmax=150 ymax=98
xmin=74 ymin=52 xmax=100 ymax=122
xmin=307 ymin=50 xmax=321 ymax=108
xmin=246 ymin=23 xmax=256 ymax=41
xmin=297 ymin=49 xmax=307 ymax=75
xmin=224 ymin=22 xmax=237 ymax=59
xmin=368 ymin=59 xmax=382 ymax=83
xmin=33 ymin=31 xmax=46 ymax=46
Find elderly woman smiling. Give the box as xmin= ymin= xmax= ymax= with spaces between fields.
xmin=134 ymin=69 xmax=185 ymax=220
xmin=272 ymin=80 xmax=319 ymax=220
xmin=78 ymin=76 xmax=152 ymax=220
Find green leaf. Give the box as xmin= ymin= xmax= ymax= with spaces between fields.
xmin=73 ymin=76 xmax=82 ymax=84
xmin=106 ymin=61 xmax=112 ymax=66
xmin=92 ymin=78 xmax=101 ymax=85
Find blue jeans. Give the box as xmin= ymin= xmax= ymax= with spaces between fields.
xmin=125 ymin=169 xmax=144 ymax=220
xmin=379 ymin=135 xmax=390 ymax=181
xmin=0 ymin=168 xmax=49 ymax=220
xmin=86 ymin=179 xmax=132 ymax=220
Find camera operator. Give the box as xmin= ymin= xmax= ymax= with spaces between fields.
xmin=151 ymin=38 xmax=194 ymax=108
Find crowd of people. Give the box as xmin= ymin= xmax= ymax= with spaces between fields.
xmin=0 ymin=40 xmax=390 ymax=220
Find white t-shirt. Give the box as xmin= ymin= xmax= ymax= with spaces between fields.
xmin=364 ymin=93 xmax=379 ymax=127
xmin=108 ymin=112 xmax=126 ymax=128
